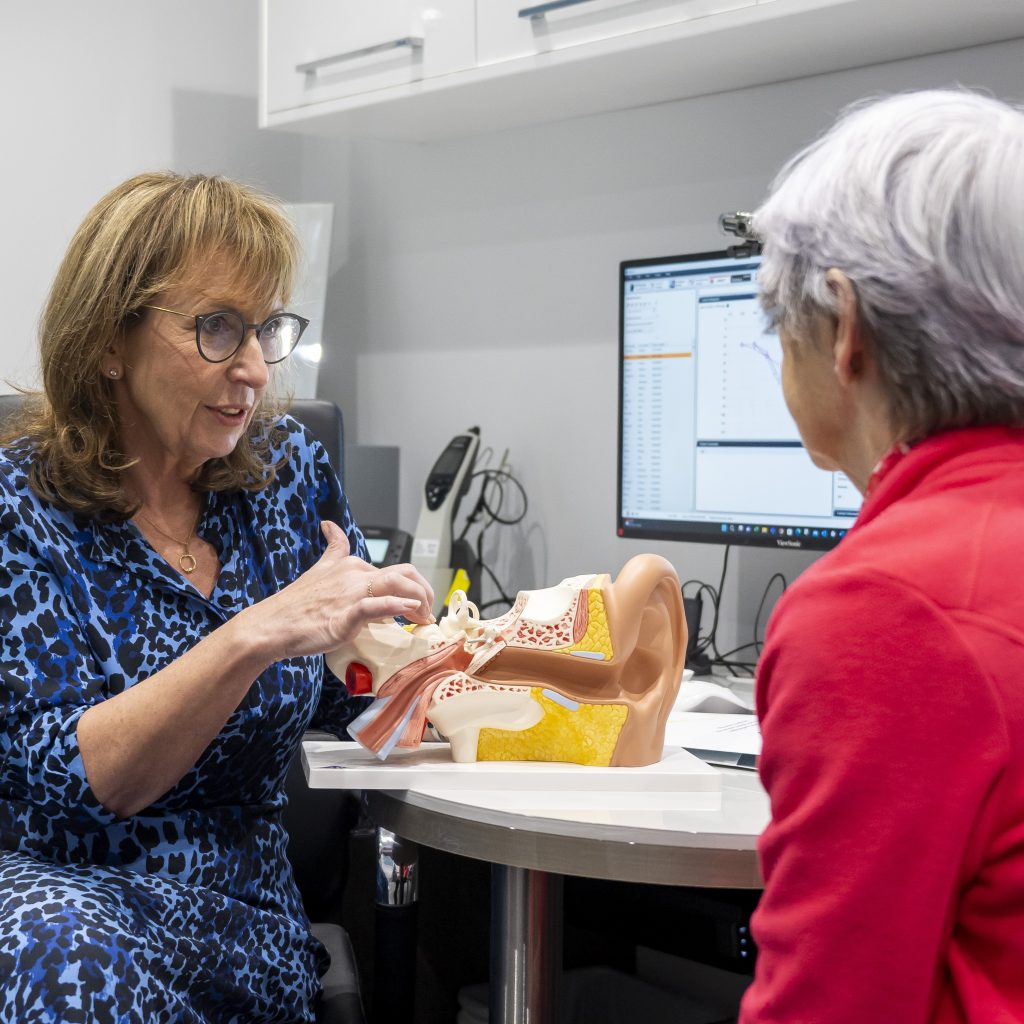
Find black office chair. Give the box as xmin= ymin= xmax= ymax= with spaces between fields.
xmin=287 ymin=400 xmax=366 ymax=1024
xmin=0 ymin=394 xmax=365 ymax=1024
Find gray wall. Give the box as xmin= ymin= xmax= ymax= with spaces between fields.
xmin=309 ymin=37 xmax=1024 ymax=651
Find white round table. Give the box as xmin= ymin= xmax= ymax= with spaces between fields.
xmin=364 ymin=768 xmax=767 ymax=1024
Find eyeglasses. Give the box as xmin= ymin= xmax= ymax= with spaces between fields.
xmin=142 ymin=305 xmax=310 ymax=364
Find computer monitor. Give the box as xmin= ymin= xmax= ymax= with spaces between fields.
xmin=617 ymin=250 xmax=862 ymax=551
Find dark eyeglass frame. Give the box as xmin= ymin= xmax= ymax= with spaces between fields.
xmin=141 ymin=304 xmax=310 ymax=364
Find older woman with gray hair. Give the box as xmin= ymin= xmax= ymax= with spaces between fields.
xmin=740 ymin=90 xmax=1024 ymax=1023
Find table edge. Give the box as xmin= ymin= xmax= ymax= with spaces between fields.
xmin=365 ymin=789 xmax=763 ymax=889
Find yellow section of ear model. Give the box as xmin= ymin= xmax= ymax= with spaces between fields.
xmin=559 ymin=585 xmax=613 ymax=661
xmin=476 ymin=688 xmax=627 ymax=766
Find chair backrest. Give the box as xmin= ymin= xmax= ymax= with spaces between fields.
xmin=289 ymin=398 xmax=345 ymax=488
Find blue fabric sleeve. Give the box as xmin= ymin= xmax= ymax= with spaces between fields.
xmin=0 ymin=501 xmax=118 ymax=828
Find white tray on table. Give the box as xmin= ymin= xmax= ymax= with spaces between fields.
xmin=302 ymin=740 xmax=722 ymax=811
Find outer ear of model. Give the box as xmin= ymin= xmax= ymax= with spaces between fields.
xmin=327 ymin=553 xmax=687 ymax=766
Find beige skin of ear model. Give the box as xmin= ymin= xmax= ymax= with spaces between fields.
xmin=326 ymin=553 xmax=687 ymax=766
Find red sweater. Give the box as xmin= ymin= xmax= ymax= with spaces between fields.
xmin=740 ymin=427 xmax=1024 ymax=1024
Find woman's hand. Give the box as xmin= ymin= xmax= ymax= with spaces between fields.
xmin=77 ymin=522 xmax=433 ymax=818
xmin=247 ymin=520 xmax=436 ymax=662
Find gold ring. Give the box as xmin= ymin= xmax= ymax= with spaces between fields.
xmin=367 ymin=574 xmax=377 ymax=599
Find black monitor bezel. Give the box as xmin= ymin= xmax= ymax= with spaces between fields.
xmin=616 ymin=249 xmax=848 ymax=553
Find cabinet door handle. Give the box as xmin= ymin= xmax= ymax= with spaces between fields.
xmin=519 ymin=0 xmax=598 ymax=18
xmin=295 ymin=37 xmax=424 ymax=75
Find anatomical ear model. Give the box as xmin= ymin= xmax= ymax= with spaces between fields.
xmin=327 ymin=554 xmax=687 ymax=767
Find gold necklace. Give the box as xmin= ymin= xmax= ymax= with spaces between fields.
xmin=136 ymin=508 xmax=202 ymax=575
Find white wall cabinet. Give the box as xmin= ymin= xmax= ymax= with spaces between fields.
xmin=477 ymin=0 xmax=763 ymax=66
xmin=263 ymin=0 xmax=474 ymax=117
xmin=260 ymin=0 xmax=1024 ymax=141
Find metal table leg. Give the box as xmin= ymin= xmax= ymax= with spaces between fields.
xmin=373 ymin=826 xmax=419 ymax=1023
xmin=489 ymin=865 xmax=563 ymax=1024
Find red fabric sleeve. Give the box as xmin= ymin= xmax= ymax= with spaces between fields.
xmin=739 ymin=570 xmax=1007 ymax=1024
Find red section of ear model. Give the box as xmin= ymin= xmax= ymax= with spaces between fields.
xmin=345 ymin=663 xmax=374 ymax=696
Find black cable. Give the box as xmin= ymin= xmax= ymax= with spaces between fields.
xmin=454 ymin=463 xmax=528 ymax=609
xmin=707 ymin=567 xmax=787 ymax=675
xmin=480 ymin=472 xmax=528 ymax=526
xmin=714 ymin=640 xmax=761 ymax=661
xmin=459 ymin=467 xmax=528 ymax=534
xmin=681 ymin=545 xmax=731 ymax=662
xmin=681 ymin=581 xmax=718 ymax=652
xmin=473 ymin=471 xmax=527 ymax=602
xmin=711 ymin=654 xmax=758 ymax=677
xmin=460 ymin=463 xmax=527 ymax=521
xmin=475 ymin=528 xmax=514 ymax=608
xmin=754 ymin=571 xmax=787 ymax=656
xmin=708 ymin=544 xmax=731 ymax=660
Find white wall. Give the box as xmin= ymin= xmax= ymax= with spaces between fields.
xmin=309 ymin=37 xmax=1024 ymax=651
xmin=0 ymin=1 xmax=303 ymax=393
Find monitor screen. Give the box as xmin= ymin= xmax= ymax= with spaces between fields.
xmin=617 ymin=251 xmax=862 ymax=551
xmin=364 ymin=537 xmax=391 ymax=566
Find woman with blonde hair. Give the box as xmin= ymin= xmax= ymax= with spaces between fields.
xmin=0 ymin=171 xmax=433 ymax=1022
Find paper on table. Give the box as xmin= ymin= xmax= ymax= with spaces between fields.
xmin=666 ymin=712 xmax=762 ymax=756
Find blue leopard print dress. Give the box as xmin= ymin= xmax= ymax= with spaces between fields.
xmin=0 ymin=415 xmax=367 ymax=1023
